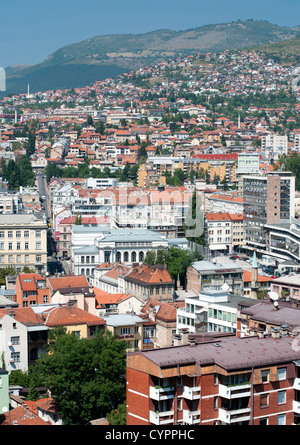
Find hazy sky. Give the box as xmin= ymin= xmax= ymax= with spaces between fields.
xmin=0 ymin=0 xmax=299 ymax=68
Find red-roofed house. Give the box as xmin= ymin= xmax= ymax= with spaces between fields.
xmin=124 ymin=264 xmax=175 ymax=303
xmin=42 ymin=303 xmax=106 ymax=339
xmin=15 ymin=273 xmax=50 ymax=308
xmin=94 ymin=288 xmax=142 ymax=317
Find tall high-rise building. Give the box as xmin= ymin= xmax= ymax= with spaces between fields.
xmin=243 ymin=171 xmax=295 ymax=257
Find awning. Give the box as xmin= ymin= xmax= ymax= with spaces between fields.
xmin=209 ymin=244 xmax=227 ymax=250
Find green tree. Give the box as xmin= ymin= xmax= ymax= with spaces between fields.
xmin=106 ymin=401 xmax=126 ymax=425
xmin=34 ymin=328 xmax=127 ymax=425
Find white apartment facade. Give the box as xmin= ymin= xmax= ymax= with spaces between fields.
xmin=0 ymin=214 xmax=48 ymax=273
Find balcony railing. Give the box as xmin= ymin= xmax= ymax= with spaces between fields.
xmin=219 ymin=383 xmax=251 ymax=399
xmin=149 ymin=410 xmax=174 ymax=425
xmin=182 ymin=385 xmax=201 ymax=400
xmin=293 ymin=400 xmax=300 ymax=414
xmin=182 ymin=409 xmax=200 ymax=424
xmin=219 ymin=407 xmax=251 ymax=424
xmin=149 ymin=385 xmax=175 ymax=401
xmin=293 ymin=377 xmax=300 ymax=391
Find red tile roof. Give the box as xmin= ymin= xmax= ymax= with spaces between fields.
xmin=125 ymin=265 xmax=174 ymax=285
xmin=43 ymin=304 xmax=106 ymax=327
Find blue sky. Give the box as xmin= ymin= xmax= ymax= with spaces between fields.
xmin=0 ymin=0 xmax=299 ymax=68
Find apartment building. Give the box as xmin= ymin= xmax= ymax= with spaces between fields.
xmin=261 ymin=133 xmax=288 ymax=157
xmin=15 ymin=273 xmax=50 ymax=307
xmin=243 ymin=171 xmax=295 ymax=258
xmin=0 ymin=214 xmax=48 ymax=273
xmin=126 ymin=334 xmax=300 ymax=425
xmin=206 ymin=213 xmax=233 ymax=254
xmin=237 ymin=298 xmax=300 ymax=338
xmin=186 ymin=260 xmax=244 ymax=295
xmin=0 ymin=307 xmax=48 ymax=372
xmin=102 ymin=313 xmax=144 ymax=352
xmin=176 ymin=289 xmax=253 ymax=335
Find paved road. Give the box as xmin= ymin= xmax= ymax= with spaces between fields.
xmin=37 ymin=172 xmax=50 ymax=220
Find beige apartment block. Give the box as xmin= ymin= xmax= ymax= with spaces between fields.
xmin=0 ymin=214 xmax=48 ymax=273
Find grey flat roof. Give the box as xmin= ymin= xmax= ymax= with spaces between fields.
xmin=191 ymin=260 xmax=243 ymax=273
xmin=102 ymin=313 xmax=144 ymax=326
xmin=133 ymin=335 xmax=300 ymax=371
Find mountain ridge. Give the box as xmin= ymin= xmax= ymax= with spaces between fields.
xmin=3 ymin=19 xmax=300 ymax=96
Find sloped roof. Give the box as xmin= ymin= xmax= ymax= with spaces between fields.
xmin=125 ymin=265 xmax=173 ymax=285
xmin=43 ymin=304 xmax=106 ymax=327
xmin=47 ymin=275 xmax=89 ymax=292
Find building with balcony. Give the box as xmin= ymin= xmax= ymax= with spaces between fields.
xmin=102 ymin=313 xmax=144 ymax=352
xmin=176 ymin=289 xmax=253 ymax=335
xmin=186 ymin=260 xmax=244 ymax=295
xmin=126 ymin=334 xmax=300 ymax=425
xmin=243 ymin=171 xmax=295 ymax=260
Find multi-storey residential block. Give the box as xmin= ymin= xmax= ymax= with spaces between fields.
xmin=176 ymin=289 xmax=253 ymax=335
xmin=243 ymin=171 xmax=295 ymax=258
xmin=126 ymin=334 xmax=300 ymax=425
xmin=261 ymin=133 xmax=288 ymax=157
xmin=186 ymin=260 xmax=244 ymax=295
xmin=102 ymin=313 xmax=144 ymax=352
xmin=0 ymin=214 xmax=48 ymax=273
xmin=15 ymin=273 xmax=50 ymax=307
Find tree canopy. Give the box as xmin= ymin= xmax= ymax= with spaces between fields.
xmin=33 ymin=327 xmax=127 ymax=425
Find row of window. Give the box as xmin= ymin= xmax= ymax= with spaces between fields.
xmin=0 ymin=230 xmax=42 ymax=238
xmin=0 ymin=242 xmax=43 ymax=250
xmin=0 ymin=254 xmax=43 ymax=263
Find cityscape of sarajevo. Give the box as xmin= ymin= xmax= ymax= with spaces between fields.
xmin=1 ymin=17 xmax=300 ymax=428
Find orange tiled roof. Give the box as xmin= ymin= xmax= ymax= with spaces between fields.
xmin=47 ymin=275 xmax=89 ymax=292
xmin=125 ymin=265 xmax=173 ymax=285
xmin=43 ymin=304 xmax=106 ymax=327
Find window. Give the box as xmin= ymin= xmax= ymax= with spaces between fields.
xmin=24 ymin=231 xmax=29 ymax=238
xmin=277 ymin=367 xmax=286 ymax=381
xmin=8 ymin=242 xmax=12 ymax=250
xmin=36 ymin=255 xmax=41 ymax=263
xmin=8 ymin=231 xmax=13 ymax=238
xmin=277 ymin=414 xmax=286 ymax=425
xmin=261 ymin=370 xmax=269 ymax=383
xmin=17 ymin=243 xmax=21 ymax=251
xmin=260 ymin=418 xmax=268 ymax=425
xmin=11 ymin=352 xmax=20 ymax=363
xmin=278 ymin=390 xmax=286 ymax=405
xmin=11 ymin=336 xmax=20 ymax=345
xmin=121 ymin=327 xmax=130 ymax=335
xmin=35 ymin=230 xmax=41 ymax=238
xmin=16 ymin=231 xmax=21 ymax=238
xmin=35 ymin=242 xmax=41 ymax=250
xmin=0 ymin=242 xmax=4 ymax=250
xmin=0 ymin=231 xmax=4 ymax=238
xmin=260 ymin=394 xmax=269 ymax=408
xmin=24 ymin=242 xmax=29 ymax=250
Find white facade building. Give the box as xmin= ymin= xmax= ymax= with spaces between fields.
xmin=176 ymin=290 xmax=253 ymax=335
xmin=71 ymin=226 xmax=169 ymax=277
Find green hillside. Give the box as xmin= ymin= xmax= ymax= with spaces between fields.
xmin=3 ymin=20 xmax=300 ymax=96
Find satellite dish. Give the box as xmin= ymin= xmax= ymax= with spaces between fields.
xmin=268 ymin=291 xmax=278 ymax=301
xmin=221 ymin=283 xmax=230 ymax=292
